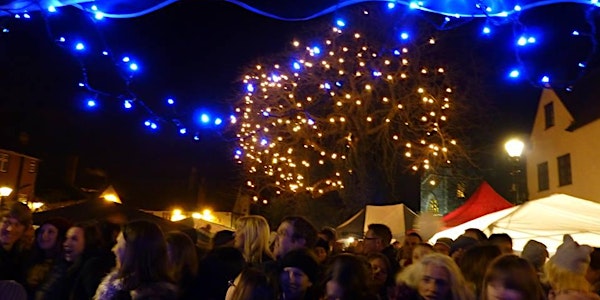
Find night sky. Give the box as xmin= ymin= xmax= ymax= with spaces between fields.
xmin=0 ymin=1 xmax=594 ymax=212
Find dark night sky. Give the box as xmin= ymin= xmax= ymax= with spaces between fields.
xmin=0 ymin=1 xmax=594 ymax=212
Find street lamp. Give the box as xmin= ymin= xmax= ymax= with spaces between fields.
xmin=504 ymin=139 xmax=525 ymax=204
xmin=0 ymin=186 xmax=13 ymax=209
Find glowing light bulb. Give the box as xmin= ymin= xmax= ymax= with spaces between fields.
xmin=87 ymin=99 xmax=96 ymax=107
xmin=129 ymin=63 xmax=138 ymax=71
xmin=400 ymin=32 xmax=409 ymax=40
xmin=387 ymin=2 xmax=395 ymax=9
xmin=214 ymin=118 xmax=223 ymax=125
xmin=167 ymin=98 xmax=174 ymax=105
xmin=179 ymin=128 xmax=187 ymax=134
xmin=200 ymin=114 xmax=210 ymax=123
xmin=541 ymin=76 xmax=550 ymax=83
xmin=48 ymin=6 xmax=57 ymax=12
xmin=75 ymin=42 xmax=85 ymax=51
xmin=123 ymin=100 xmax=132 ymax=109
xmin=94 ymin=12 xmax=104 ymax=20
xmin=514 ymin=5 xmax=522 ymax=11
xmin=335 ymin=19 xmax=346 ymax=27
xmin=509 ymin=69 xmax=520 ymax=78
xmin=482 ymin=26 xmax=491 ymax=34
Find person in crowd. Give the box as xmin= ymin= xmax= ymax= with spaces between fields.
xmin=25 ymin=217 xmax=72 ymax=295
xmin=481 ymin=254 xmax=546 ymax=300
xmin=234 ymin=215 xmax=274 ymax=266
xmin=36 ymin=221 xmax=114 ymax=299
xmin=165 ymin=231 xmax=199 ymax=299
xmin=449 ymin=235 xmax=479 ymax=263
xmin=278 ymin=248 xmax=320 ymax=300
xmin=196 ymin=246 xmax=246 ymax=300
xmin=94 ymin=220 xmax=177 ymax=300
xmin=463 ymin=228 xmax=487 ymax=242
xmin=363 ymin=224 xmax=400 ymax=275
xmin=272 ymin=216 xmax=318 ymax=260
xmin=394 ymin=253 xmax=475 ymax=300
xmin=313 ymin=238 xmax=330 ymax=264
xmin=322 ymin=253 xmax=378 ymax=300
xmin=225 ymin=267 xmax=276 ymax=300
xmin=412 ymin=243 xmax=434 ymax=264
xmin=399 ymin=231 xmax=423 ymax=267
xmin=318 ymin=227 xmax=338 ymax=254
xmin=367 ymin=252 xmax=394 ymax=300
xmin=212 ymin=230 xmax=235 ymax=249
xmin=433 ymin=238 xmax=453 ymax=256
xmin=544 ymin=235 xmax=599 ymax=300
xmin=488 ymin=233 xmax=514 ymax=254
xmin=0 ymin=279 xmax=28 ymax=300
xmin=458 ymin=244 xmax=502 ymax=297
xmin=521 ymin=239 xmax=549 ymax=278
xmin=586 ymin=248 xmax=600 ymax=296
xmin=0 ymin=202 xmax=33 ymax=283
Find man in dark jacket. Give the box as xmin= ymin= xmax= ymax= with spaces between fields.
xmin=363 ymin=223 xmax=400 ymax=276
xmin=0 ymin=202 xmax=32 ymax=284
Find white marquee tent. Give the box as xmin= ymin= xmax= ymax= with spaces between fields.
xmin=429 ymin=194 xmax=600 ymax=254
xmin=337 ymin=203 xmax=417 ymax=240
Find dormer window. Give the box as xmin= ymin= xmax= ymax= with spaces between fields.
xmin=544 ymin=102 xmax=555 ymax=129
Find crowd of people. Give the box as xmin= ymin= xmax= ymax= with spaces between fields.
xmin=1 ymin=200 xmax=600 ymax=300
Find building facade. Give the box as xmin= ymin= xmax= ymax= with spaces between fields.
xmin=527 ymin=80 xmax=600 ymax=202
xmin=0 ymin=148 xmax=40 ymax=203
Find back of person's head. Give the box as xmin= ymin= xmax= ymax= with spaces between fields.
xmin=72 ymin=221 xmax=106 ymax=257
xmin=319 ymin=227 xmax=337 ymax=242
xmin=324 ymin=253 xmax=375 ymax=300
xmin=281 ymin=216 xmax=318 ymax=248
xmin=458 ymin=244 xmax=502 ymax=295
xmin=482 ymin=254 xmax=545 ymax=300
xmin=198 ymin=246 xmax=246 ymax=299
xmin=120 ymin=220 xmax=171 ymax=289
xmin=212 ymin=230 xmax=235 ymax=248
xmin=226 ymin=268 xmax=276 ymax=300
xmin=488 ymin=233 xmax=513 ymax=253
xmin=367 ymin=224 xmax=393 ymax=245
xmin=165 ymin=231 xmax=199 ymax=283
xmin=280 ymin=247 xmax=320 ymax=284
xmin=464 ymin=228 xmax=488 ymax=241
xmin=234 ymin=215 xmax=272 ymax=264
xmin=521 ymin=239 xmax=549 ymax=272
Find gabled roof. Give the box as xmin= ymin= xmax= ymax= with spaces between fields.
xmin=442 ymin=181 xmax=513 ymax=227
xmin=554 ymin=68 xmax=600 ymax=131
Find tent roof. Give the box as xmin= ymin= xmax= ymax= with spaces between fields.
xmin=443 ymin=181 xmax=513 ymax=227
xmin=336 ymin=203 xmax=417 ymax=240
xmin=33 ymin=198 xmax=193 ymax=233
xmin=431 ymin=194 xmax=600 ymax=253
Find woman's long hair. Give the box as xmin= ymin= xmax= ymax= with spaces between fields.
xmin=234 ymin=215 xmax=273 ymax=265
xmin=481 ymin=254 xmax=546 ymax=300
xmin=165 ymin=231 xmax=198 ymax=284
xmin=408 ymin=253 xmax=475 ymax=300
xmin=118 ymin=220 xmax=172 ymax=290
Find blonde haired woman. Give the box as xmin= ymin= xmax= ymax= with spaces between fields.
xmin=234 ymin=215 xmax=274 ymax=266
xmin=393 ymin=253 xmax=475 ymax=300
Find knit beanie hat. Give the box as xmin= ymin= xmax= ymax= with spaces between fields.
xmin=521 ymin=239 xmax=549 ymax=270
xmin=1 ymin=202 xmax=32 ymax=227
xmin=314 ymin=238 xmax=330 ymax=254
xmin=280 ymin=248 xmax=319 ymax=283
xmin=549 ymin=235 xmax=593 ymax=275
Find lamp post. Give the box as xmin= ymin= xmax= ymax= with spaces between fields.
xmin=504 ymin=139 xmax=525 ymax=204
xmin=0 ymin=186 xmax=13 ymax=209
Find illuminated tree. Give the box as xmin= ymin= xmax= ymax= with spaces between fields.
xmin=231 ymin=8 xmax=474 ymax=215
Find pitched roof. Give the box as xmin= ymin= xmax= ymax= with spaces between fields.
xmin=554 ymin=68 xmax=600 ymax=131
xmin=442 ymin=181 xmax=514 ymax=227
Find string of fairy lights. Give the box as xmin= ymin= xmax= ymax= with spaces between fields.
xmin=231 ymin=9 xmax=461 ymax=204
xmin=1 ymin=1 xmax=597 ymax=142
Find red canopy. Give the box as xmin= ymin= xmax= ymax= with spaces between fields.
xmin=443 ymin=181 xmax=514 ymax=227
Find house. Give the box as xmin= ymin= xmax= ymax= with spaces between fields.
xmin=0 ymin=148 xmax=40 ymax=204
xmin=527 ymin=71 xmax=600 ymax=202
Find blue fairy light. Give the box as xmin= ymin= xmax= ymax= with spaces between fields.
xmin=214 ymin=118 xmax=223 ymax=125
xmin=122 ymin=56 xmax=130 ymax=63
xmin=144 ymin=120 xmax=151 ymax=126
xmin=246 ymin=83 xmax=254 ymax=92
xmin=517 ymin=37 xmax=527 ymax=46
xmin=393 ymin=50 xmax=401 ymax=56
xmin=123 ymin=100 xmax=133 ymax=109
xmin=541 ymin=76 xmax=550 ymax=83
xmin=48 ymin=6 xmax=57 ymax=12
xmin=167 ymin=98 xmax=175 ymax=105
xmin=58 ymin=37 xmax=65 ymax=42
xmin=193 ymin=135 xmax=200 ymax=141
xmin=94 ymin=12 xmax=104 ymax=20
xmin=129 ymin=63 xmax=138 ymax=71
xmin=312 ymin=46 xmax=321 ymax=54
xmin=260 ymin=139 xmax=268 ymax=146
xmin=508 ymin=69 xmax=520 ymax=78
xmin=75 ymin=42 xmax=85 ymax=51
xmin=514 ymin=5 xmax=522 ymax=11
xmin=335 ymin=19 xmax=346 ymax=27
xmin=150 ymin=123 xmax=158 ymax=130
xmin=179 ymin=128 xmax=187 ymax=134
xmin=307 ymin=119 xmax=315 ymax=125
xmin=387 ymin=2 xmax=395 ymax=9
xmin=235 ymin=149 xmax=242 ymax=156
xmin=482 ymin=26 xmax=491 ymax=34
xmin=91 ymin=5 xmax=98 ymax=11
xmin=572 ymin=31 xmax=580 ymax=36
xmin=87 ymin=99 xmax=97 ymax=107
xmin=292 ymin=62 xmax=301 ymax=70
xmin=78 ymin=82 xmax=85 ymax=87
xmin=23 ymin=13 xmax=31 ymax=19
xmin=400 ymin=32 xmax=409 ymax=40
xmin=200 ymin=114 xmax=210 ymax=123
xmin=579 ymin=62 xmax=586 ymax=68
xmin=262 ymin=111 xmax=270 ymax=117
xmin=324 ymin=82 xmax=331 ymax=89
xmin=409 ymin=2 xmax=419 ymax=9
xmin=527 ymin=37 xmax=536 ymax=43
xmin=102 ymin=51 xmax=108 ymax=55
